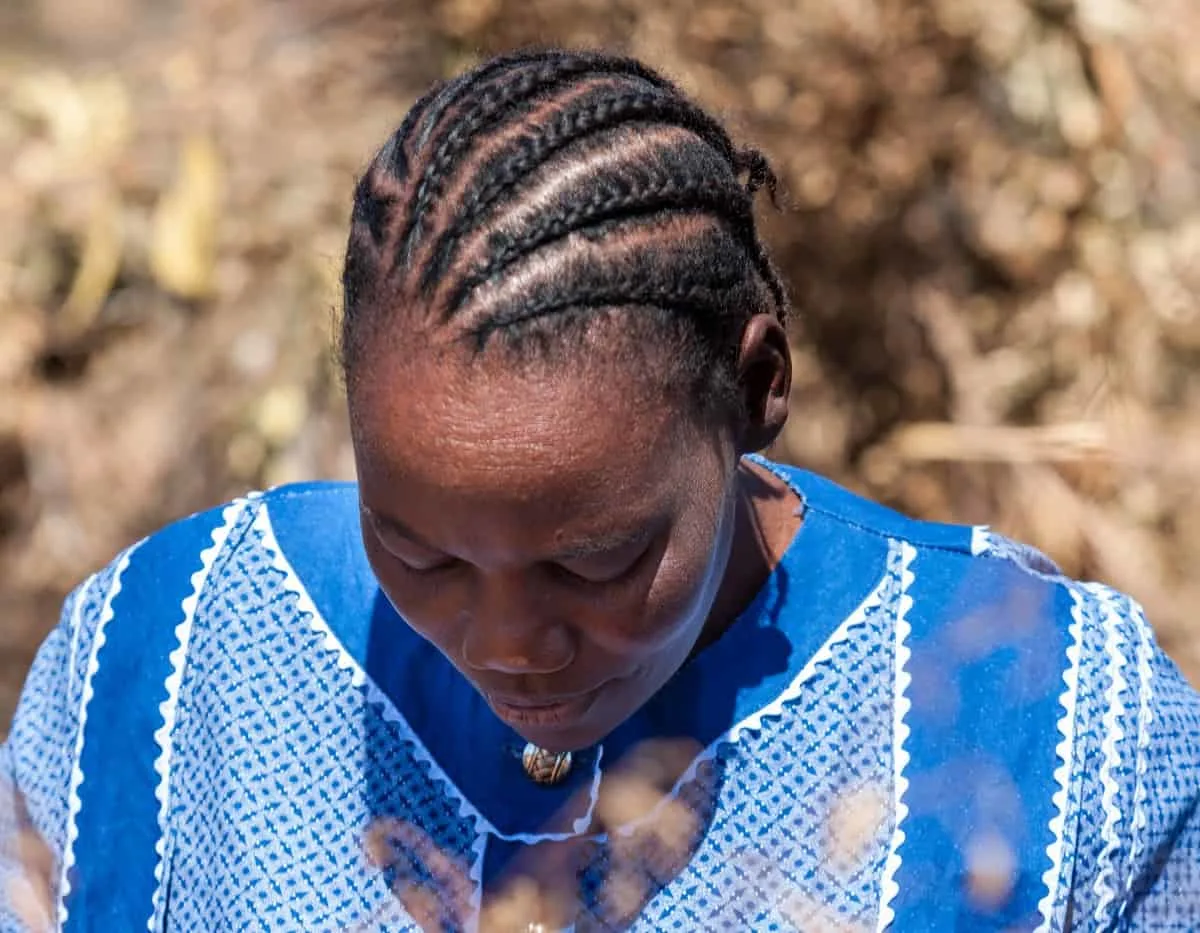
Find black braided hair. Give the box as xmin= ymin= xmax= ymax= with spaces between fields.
xmin=341 ymin=47 xmax=790 ymax=419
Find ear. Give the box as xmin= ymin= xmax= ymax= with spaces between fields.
xmin=733 ymin=314 xmax=791 ymax=454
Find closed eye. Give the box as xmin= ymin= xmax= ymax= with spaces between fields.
xmin=550 ymin=541 xmax=654 ymax=587
xmin=395 ymin=554 xmax=461 ymax=574
xmin=363 ymin=507 xmax=460 ymax=573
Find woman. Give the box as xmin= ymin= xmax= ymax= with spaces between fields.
xmin=2 ymin=49 xmax=1198 ymax=932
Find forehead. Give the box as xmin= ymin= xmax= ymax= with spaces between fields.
xmin=349 ymin=336 xmax=693 ymax=511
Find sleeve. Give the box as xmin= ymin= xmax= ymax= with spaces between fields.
xmin=1123 ymin=616 xmax=1200 ymax=929
xmin=0 ymin=579 xmax=100 ymax=932
xmin=1062 ymin=584 xmax=1200 ymax=930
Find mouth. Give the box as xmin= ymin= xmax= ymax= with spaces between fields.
xmin=486 ymin=686 xmax=603 ymax=730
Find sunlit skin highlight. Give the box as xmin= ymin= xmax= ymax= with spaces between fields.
xmin=350 ymin=319 xmax=799 ymax=753
xmin=337 ymin=51 xmax=800 ymax=754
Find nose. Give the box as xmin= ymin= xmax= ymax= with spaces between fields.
xmin=460 ymin=574 xmax=575 ymax=675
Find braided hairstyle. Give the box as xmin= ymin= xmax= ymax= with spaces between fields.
xmin=341 ymin=48 xmax=789 ymax=420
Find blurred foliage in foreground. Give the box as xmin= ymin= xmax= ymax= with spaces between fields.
xmin=2 ymin=0 xmax=1200 ymax=728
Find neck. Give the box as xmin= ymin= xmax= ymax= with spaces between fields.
xmin=692 ymin=458 xmax=802 ymax=656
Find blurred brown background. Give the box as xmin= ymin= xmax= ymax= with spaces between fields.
xmin=2 ymin=0 xmax=1199 ymax=732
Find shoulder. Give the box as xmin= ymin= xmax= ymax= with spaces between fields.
xmin=760 ymin=457 xmax=1071 ymax=610
xmin=761 ymin=456 xmax=1062 ymax=584
xmin=764 ymin=455 xmax=1080 ymax=582
xmin=764 ymin=459 xmax=1200 ymax=922
xmin=762 ymin=459 xmax=1200 ymax=778
xmin=65 ymin=481 xmax=361 ymax=634
xmin=759 ymin=457 xmax=983 ymax=555
xmin=144 ymin=479 xmax=356 ymax=559
xmin=765 ymin=460 xmax=1180 ymax=691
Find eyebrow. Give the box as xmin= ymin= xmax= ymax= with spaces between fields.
xmin=364 ymin=501 xmax=656 ymax=564
xmin=361 ymin=504 xmax=442 ymax=551
xmin=550 ymin=526 xmax=656 ymax=563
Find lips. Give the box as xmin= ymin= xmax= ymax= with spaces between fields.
xmin=486 ymin=686 xmax=603 ymax=729
xmin=489 ymin=693 xmax=586 ymax=709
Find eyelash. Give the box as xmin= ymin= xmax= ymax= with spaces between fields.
xmin=393 ymin=550 xmax=650 ymax=587
xmin=551 ymin=546 xmax=651 ymax=588
xmin=395 ymin=555 xmax=461 ymax=576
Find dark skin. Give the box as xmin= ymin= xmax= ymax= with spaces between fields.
xmin=349 ymin=312 xmax=800 ymax=754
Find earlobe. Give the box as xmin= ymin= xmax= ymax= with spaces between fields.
xmin=734 ymin=314 xmax=792 ymax=454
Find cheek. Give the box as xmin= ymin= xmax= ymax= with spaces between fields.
xmin=592 ymin=522 xmax=724 ymax=657
xmin=360 ymin=499 xmax=730 ymax=665
xmin=363 ymin=540 xmax=464 ymax=651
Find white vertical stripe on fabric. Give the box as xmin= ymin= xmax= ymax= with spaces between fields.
xmin=1085 ymin=584 xmax=1130 ymax=927
xmin=609 ymin=543 xmax=901 ymax=848
xmin=62 ymin=574 xmax=98 ymax=730
xmin=1033 ymin=585 xmax=1086 ymax=931
xmin=147 ymin=500 xmax=249 ymax=933
xmin=1123 ymin=600 xmax=1155 ymax=912
xmin=58 ymin=544 xmax=139 ymax=931
xmin=875 ymin=540 xmax=916 ymax=933
xmin=251 ymin=503 xmax=493 ymax=836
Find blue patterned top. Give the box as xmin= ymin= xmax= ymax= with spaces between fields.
xmin=1 ymin=460 xmax=1198 ymax=931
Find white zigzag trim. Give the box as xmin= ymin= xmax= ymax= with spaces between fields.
xmin=253 ymin=502 xmax=613 ymax=849
xmin=465 ymin=831 xmax=487 ymax=933
xmin=608 ymin=540 xmax=906 ymax=844
xmin=1123 ymin=600 xmax=1155 ymax=910
xmin=484 ymin=748 xmax=608 ymax=844
xmin=875 ymin=540 xmax=917 ymax=932
xmin=147 ymin=499 xmax=248 ymax=933
xmin=974 ymin=528 xmax=1063 ymax=580
xmin=251 ymin=505 xmax=495 ymax=838
xmin=58 ymin=544 xmax=139 ymax=930
xmin=1084 ymin=584 xmax=1129 ymax=927
xmin=730 ymin=539 xmax=905 ymax=744
xmin=62 ymin=575 xmax=97 ymax=717
xmin=1033 ymin=585 xmax=1086 ymax=931
xmin=574 ymin=744 xmax=604 ymax=835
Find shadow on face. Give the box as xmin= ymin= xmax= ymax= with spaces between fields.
xmin=351 ymin=327 xmax=745 ymax=753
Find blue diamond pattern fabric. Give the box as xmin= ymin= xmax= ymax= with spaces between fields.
xmin=1 ymin=461 xmax=1198 ymax=932
xmin=631 ymin=572 xmax=900 ymax=931
xmin=163 ymin=506 xmax=479 ymax=932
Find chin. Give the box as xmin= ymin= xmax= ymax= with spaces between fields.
xmin=488 ymin=691 xmax=616 ymax=753
xmin=518 ymin=721 xmax=606 ymax=755
xmin=500 ymin=709 xmax=610 ymax=754
xmin=487 ymin=678 xmax=640 ymax=752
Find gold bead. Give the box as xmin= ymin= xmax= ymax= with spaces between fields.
xmin=521 ymin=743 xmax=572 ymax=785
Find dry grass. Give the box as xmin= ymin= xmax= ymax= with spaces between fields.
xmin=1 ymin=0 xmax=1199 ymax=736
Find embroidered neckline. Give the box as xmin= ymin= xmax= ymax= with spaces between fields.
xmin=254 ymin=460 xmax=904 ymax=847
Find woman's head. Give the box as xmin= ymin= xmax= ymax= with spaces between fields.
xmin=342 ymin=48 xmax=792 ymax=751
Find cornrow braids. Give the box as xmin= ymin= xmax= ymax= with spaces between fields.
xmin=466 ymin=214 xmax=769 ymax=416
xmin=470 ymin=268 xmax=751 ymax=354
xmin=341 ymin=48 xmax=791 ymax=421
xmin=442 ymin=134 xmax=754 ymax=315
xmin=419 ymin=82 xmax=752 ymax=295
xmin=734 ymin=147 xmax=780 ymax=203
xmin=395 ymin=52 xmax=679 ymax=268
xmin=446 ymin=171 xmax=748 ymax=317
xmin=342 ymin=80 xmax=451 ymax=311
xmin=442 ymin=131 xmax=787 ymax=318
